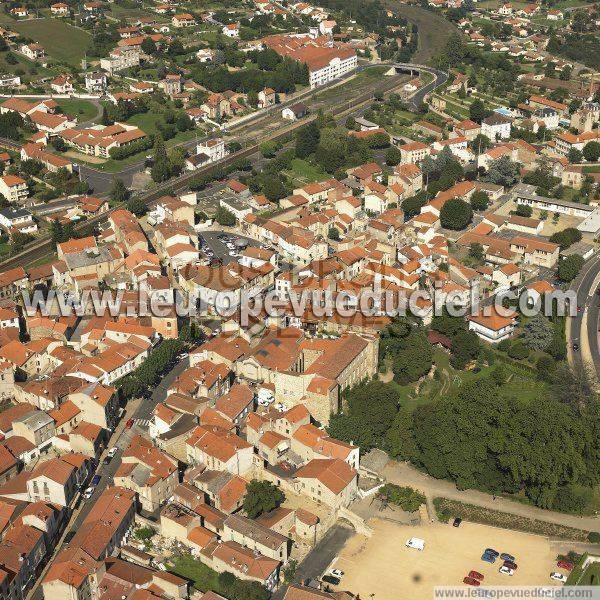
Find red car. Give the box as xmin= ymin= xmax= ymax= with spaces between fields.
xmin=557 ymin=560 xmax=574 ymax=571
xmin=463 ymin=577 xmax=480 ymax=586
xmin=503 ymin=560 xmax=518 ymax=570
xmin=468 ymin=571 xmax=484 ymax=581
xmin=125 ymin=418 xmax=134 ymax=429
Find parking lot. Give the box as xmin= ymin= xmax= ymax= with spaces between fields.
xmin=329 ymin=519 xmax=564 ymax=599
xmin=199 ymin=230 xmax=264 ymax=265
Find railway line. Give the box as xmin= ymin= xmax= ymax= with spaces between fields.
xmin=0 ymin=61 xmax=447 ymax=272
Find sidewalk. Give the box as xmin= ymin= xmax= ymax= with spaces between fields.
xmin=383 ymin=460 xmax=600 ymax=532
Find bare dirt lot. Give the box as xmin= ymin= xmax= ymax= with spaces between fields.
xmin=331 ymin=519 xmax=564 ymax=600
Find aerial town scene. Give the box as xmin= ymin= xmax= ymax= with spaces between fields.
xmin=0 ymin=0 xmax=599 ymax=598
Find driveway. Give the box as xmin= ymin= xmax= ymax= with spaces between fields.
xmin=383 ymin=460 xmax=600 ymax=532
xmin=273 ymin=523 xmax=355 ymax=599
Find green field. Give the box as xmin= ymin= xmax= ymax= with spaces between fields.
xmin=11 ymin=19 xmax=91 ymax=67
xmin=56 ymin=98 xmax=98 ymax=122
xmin=387 ymin=3 xmax=459 ymax=64
xmin=284 ymin=158 xmax=329 ymax=184
xmin=577 ymin=562 xmax=600 ymax=585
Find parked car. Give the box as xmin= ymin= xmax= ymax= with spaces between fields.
xmin=500 ymin=553 xmax=515 ymax=562
xmin=126 ymin=418 xmax=134 ymax=429
xmin=499 ymin=566 xmax=514 ymax=576
xmin=329 ymin=569 xmax=344 ymax=578
xmin=463 ymin=577 xmax=480 ymax=586
xmin=107 ymin=447 xmax=118 ymax=458
xmin=91 ymin=474 xmax=101 ymax=486
xmin=82 ymin=487 xmax=94 ymax=499
xmin=468 ymin=571 xmax=484 ymax=581
xmin=550 ymin=572 xmax=567 ymax=582
xmin=321 ymin=575 xmax=340 ymax=586
xmin=557 ymin=561 xmax=574 ymax=571
xmin=485 ymin=548 xmax=499 ymax=557
xmin=481 ymin=553 xmax=496 ymax=563
xmin=503 ymin=560 xmax=518 ymax=570
xmin=453 ymin=518 xmax=462 ymax=527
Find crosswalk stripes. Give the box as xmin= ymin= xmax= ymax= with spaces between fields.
xmin=135 ymin=418 xmax=150 ymax=427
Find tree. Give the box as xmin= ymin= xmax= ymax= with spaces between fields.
xmin=515 ymin=204 xmax=533 ymax=217
xmin=377 ymin=484 xmax=426 ymax=512
xmin=558 ymin=254 xmax=584 ymax=282
xmin=470 ymin=190 xmax=489 ymax=211
xmin=549 ymin=227 xmax=582 ymax=250
xmin=110 ymin=178 xmax=129 ymax=204
xmin=141 ymin=37 xmax=157 ymax=55
xmin=345 ymin=116 xmax=358 ymax=131
xmin=583 ymin=141 xmax=600 ymax=163
xmin=451 ymin=329 xmax=480 ymax=369
xmin=439 ymin=198 xmax=473 ymax=230
xmin=295 ymin=121 xmax=320 ymax=158
xmin=393 ymin=331 xmax=433 ymax=384
xmin=151 ymin=135 xmax=170 ymax=183
xmin=283 ymin=560 xmax=298 ymax=583
xmin=522 ymin=314 xmax=554 ymax=351
xmin=214 ymin=206 xmax=236 ymax=226
xmin=471 ymin=133 xmax=491 ymax=154
xmin=262 ymin=176 xmax=287 ymax=202
xmin=328 ymin=226 xmax=340 ymax=241
xmin=328 ymin=380 xmax=400 ymax=451
xmin=485 ymin=155 xmax=520 ymax=186
xmin=468 ymin=242 xmax=485 ymax=263
xmin=243 ymin=480 xmax=285 ymax=518
xmin=508 ymin=341 xmax=529 ymax=360
xmin=568 ymin=148 xmax=583 ymax=164
xmin=127 ymin=196 xmax=147 ymax=217
xmin=401 ymin=192 xmax=428 ymax=217
xmin=385 ymin=146 xmax=402 ymax=166
xmin=469 ymin=98 xmax=490 ymax=123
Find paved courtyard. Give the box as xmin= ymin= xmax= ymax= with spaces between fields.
xmin=330 ymin=518 xmax=565 ymax=600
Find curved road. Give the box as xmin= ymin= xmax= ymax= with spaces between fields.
xmin=569 ymin=253 xmax=600 ymax=379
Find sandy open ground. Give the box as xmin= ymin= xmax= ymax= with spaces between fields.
xmin=331 ymin=519 xmax=564 ymax=600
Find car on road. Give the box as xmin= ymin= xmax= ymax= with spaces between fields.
xmin=500 ymin=553 xmax=515 ymax=562
xmin=573 ymin=343 xmax=580 ymax=351
xmin=468 ymin=571 xmax=484 ymax=581
xmin=329 ymin=569 xmax=344 ymax=578
xmin=126 ymin=418 xmax=134 ymax=428
xmin=499 ymin=566 xmax=514 ymax=576
xmin=321 ymin=575 xmax=340 ymax=586
xmin=463 ymin=577 xmax=480 ymax=586
xmin=453 ymin=518 xmax=462 ymax=527
xmin=557 ymin=560 xmax=574 ymax=571
xmin=550 ymin=572 xmax=567 ymax=582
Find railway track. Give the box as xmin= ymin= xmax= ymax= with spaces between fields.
xmin=0 ymin=67 xmax=432 ymax=272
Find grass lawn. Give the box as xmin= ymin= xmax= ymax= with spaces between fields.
xmin=583 ymin=165 xmax=600 ymax=173
xmin=577 ymin=562 xmax=600 ymax=585
xmin=169 ymin=555 xmax=229 ymax=595
xmin=127 ymin=112 xmax=163 ymax=135
xmin=284 ymin=158 xmax=329 ymax=184
xmin=11 ymin=19 xmax=91 ymax=67
xmin=56 ymin=98 xmax=98 ymax=122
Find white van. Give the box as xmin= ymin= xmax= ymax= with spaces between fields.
xmin=406 ymin=537 xmax=425 ymax=551
xmin=257 ymin=388 xmax=274 ymax=406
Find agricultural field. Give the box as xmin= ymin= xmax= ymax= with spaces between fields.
xmin=10 ymin=19 xmax=92 ymax=67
